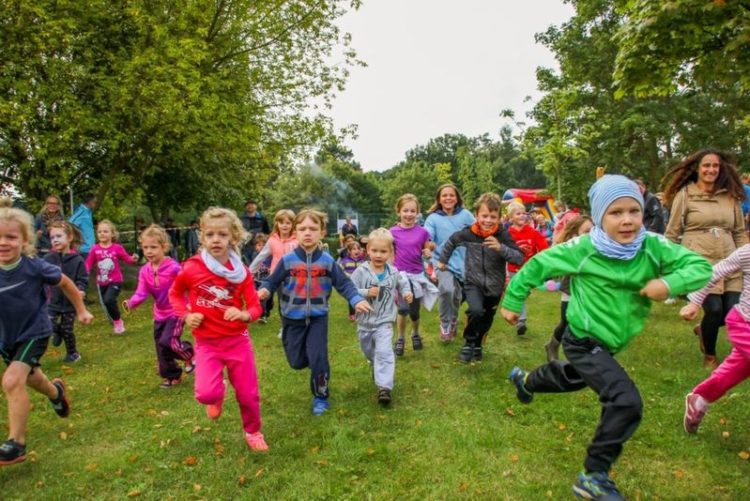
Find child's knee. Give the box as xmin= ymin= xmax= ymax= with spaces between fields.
xmin=2 ymin=368 xmax=28 ymax=394
xmin=195 ymin=384 xmax=224 ymax=405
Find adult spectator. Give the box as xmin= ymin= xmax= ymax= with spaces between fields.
xmin=663 ymin=149 xmax=748 ymax=369
xmin=424 ymin=183 xmax=475 ymax=342
xmin=341 ymin=216 xmax=358 ymax=237
xmin=164 ymin=217 xmax=180 ymax=260
xmin=69 ymin=193 xmax=97 ymax=259
xmin=635 ymin=178 xmax=665 ymax=233
xmin=34 ymin=194 xmax=64 ymax=257
xmin=240 ymin=199 xmax=270 ymax=262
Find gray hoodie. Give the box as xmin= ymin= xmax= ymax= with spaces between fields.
xmin=350 ymin=262 xmax=410 ymax=329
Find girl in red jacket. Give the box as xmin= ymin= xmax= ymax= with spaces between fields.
xmin=506 ymin=202 xmax=549 ymax=335
xmin=169 ymin=207 xmax=267 ymax=451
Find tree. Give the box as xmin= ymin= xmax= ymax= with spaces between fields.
xmin=0 ymin=0 xmax=362 ymax=215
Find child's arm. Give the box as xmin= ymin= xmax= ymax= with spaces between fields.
xmin=249 ymin=241 xmax=271 ymax=273
xmin=679 ymin=245 xmax=746 ymax=321
xmin=493 ymin=229 xmax=524 ymax=265
xmin=350 ymin=266 xmax=375 ymax=299
xmin=330 ymin=259 xmax=372 ymax=313
xmin=437 ymin=231 xmax=462 ymax=270
xmin=168 ymin=267 xmax=203 ymax=327
xmin=58 ymin=274 xmax=94 ymax=324
xmin=257 ymin=256 xmax=286 ymax=300
xmin=396 ymin=271 xmax=413 ymax=303
xmin=123 ymin=266 xmax=150 ymax=312
xmin=74 ymin=257 xmax=89 ymax=295
xmin=117 ymin=244 xmax=138 ymax=265
xmin=224 ymin=277 xmax=263 ymax=322
xmin=654 ymin=237 xmax=714 ymax=299
xmin=84 ymin=247 xmax=95 ymax=273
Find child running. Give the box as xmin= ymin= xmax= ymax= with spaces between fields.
xmin=680 ymin=242 xmax=750 ymax=433
xmin=0 ymin=207 xmax=93 ymax=465
xmin=438 ymin=193 xmax=523 ymax=362
xmin=351 ymin=229 xmax=413 ymax=405
xmin=506 ymin=202 xmax=550 ymax=336
xmin=501 ymin=175 xmax=712 ymax=500
xmin=85 ymin=220 xmax=137 ymax=334
xmin=123 ymin=225 xmax=194 ymax=389
xmin=249 ymin=233 xmax=273 ymax=323
xmin=168 ymin=207 xmax=268 ymax=451
xmin=544 ymin=215 xmax=593 ymax=362
xmin=390 ymin=193 xmax=436 ymax=356
xmin=44 ymin=221 xmax=88 ymax=363
xmin=258 ymin=208 xmax=371 ymax=416
xmin=339 ymin=241 xmax=366 ymax=321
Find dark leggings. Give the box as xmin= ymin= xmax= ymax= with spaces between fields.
xmin=552 ymin=300 xmax=569 ymax=342
xmin=97 ymin=283 xmax=122 ymax=322
xmin=700 ymin=292 xmax=740 ymax=356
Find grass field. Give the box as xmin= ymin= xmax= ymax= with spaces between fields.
xmin=1 ymin=286 xmax=749 ymax=500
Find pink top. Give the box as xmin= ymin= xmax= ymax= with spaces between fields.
xmin=85 ymin=243 xmax=136 ymax=285
xmin=250 ymin=233 xmax=298 ymax=273
xmin=688 ymin=243 xmax=750 ymax=322
xmin=125 ymin=257 xmax=181 ymax=321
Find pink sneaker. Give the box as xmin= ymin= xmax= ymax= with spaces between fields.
xmin=439 ymin=325 xmax=452 ymax=343
xmin=113 ymin=319 xmax=125 ymax=335
xmin=684 ymin=392 xmax=708 ymax=434
xmin=206 ymin=400 xmax=223 ymax=420
xmin=245 ymin=431 xmax=269 ymax=452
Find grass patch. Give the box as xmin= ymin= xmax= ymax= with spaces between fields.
xmin=1 ymin=288 xmax=748 ymax=499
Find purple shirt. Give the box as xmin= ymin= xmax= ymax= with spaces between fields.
xmin=126 ymin=258 xmax=181 ymax=321
xmin=390 ymin=224 xmax=431 ymax=274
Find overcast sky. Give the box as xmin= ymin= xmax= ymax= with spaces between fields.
xmin=330 ymin=1 xmax=575 ymax=172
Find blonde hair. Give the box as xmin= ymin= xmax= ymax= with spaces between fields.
xmin=272 ymin=209 xmax=296 ymax=236
xmin=395 ymin=193 xmax=420 ymax=213
xmin=199 ymin=207 xmax=248 ymax=251
xmin=139 ymin=224 xmax=171 ymax=252
xmin=507 ymin=202 xmax=525 ymax=216
xmin=0 ymin=207 xmax=36 ymax=256
xmin=295 ymin=208 xmax=328 ymax=231
xmin=367 ymin=228 xmax=394 ymax=252
xmin=97 ymin=219 xmax=119 ymax=241
xmin=48 ymin=220 xmax=82 ymax=248
xmin=0 ymin=198 xmax=12 ymax=208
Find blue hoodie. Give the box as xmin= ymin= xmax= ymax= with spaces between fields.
xmin=423 ymin=207 xmax=475 ymax=280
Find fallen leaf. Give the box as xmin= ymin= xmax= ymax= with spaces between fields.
xmin=315 ymin=459 xmax=328 ymax=466
xmin=115 ymin=469 xmax=123 ymax=477
xmin=722 ymin=431 xmax=730 ymax=438
xmin=184 ymin=455 xmax=197 ymax=466
xmin=510 ymin=454 xmax=519 ymax=462
xmin=674 ymin=469 xmax=685 ymax=479
xmin=309 ymin=446 xmax=320 ymax=454
xmin=505 ymin=408 xmax=516 ymax=417
xmin=128 ymin=455 xmax=138 ymax=463
xmin=36 ymin=481 xmax=44 ymax=488
xmin=255 ymin=467 xmax=265 ymax=478
xmin=739 ymin=451 xmax=750 ymax=460
xmin=366 ymin=448 xmax=375 ymax=456
xmin=127 ymin=489 xmax=141 ymax=497
xmin=458 ymin=482 xmax=469 ymax=492
xmin=59 ymin=432 xmax=67 ymax=440
xmin=84 ymin=463 xmax=98 ymax=472
xmin=239 ymin=475 xmax=247 ymax=486
xmin=192 ymin=426 xmax=203 ymax=433
xmin=719 ymin=417 xmax=728 ymax=425
xmin=193 ymin=484 xmax=202 ymax=491
xmin=160 ymin=410 xmax=169 ymax=416
xmin=558 ymin=423 xmax=567 ymax=431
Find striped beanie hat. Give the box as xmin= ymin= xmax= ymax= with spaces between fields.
xmin=587 ymin=174 xmax=643 ymax=226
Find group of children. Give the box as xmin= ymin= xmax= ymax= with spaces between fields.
xmin=4 ymin=176 xmax=750 ymax=501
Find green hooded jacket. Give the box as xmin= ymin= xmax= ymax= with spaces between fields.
xmin=502 ymin=233 xmax=712 ymax=353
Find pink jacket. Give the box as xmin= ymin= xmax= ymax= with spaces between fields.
xmin=125 ymin=258 xmax=181 ymax=321
xmin=250 ymin=234 xmax=298 ymax=273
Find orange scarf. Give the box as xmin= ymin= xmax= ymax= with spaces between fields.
xmin=470 ymin=221 xmax=498 ymax=239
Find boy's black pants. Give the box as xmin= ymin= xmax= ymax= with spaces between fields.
xmin=525 ymin=330 xmax=643 ymax=473
xmin=462 ymin=285 xmax=501 ymax=346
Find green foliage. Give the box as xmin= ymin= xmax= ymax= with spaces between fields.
xmin=0 ymin=0 xmax=362 ymax=216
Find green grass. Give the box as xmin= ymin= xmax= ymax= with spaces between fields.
xmin=1 ymin=288 xmax=749 ymax=499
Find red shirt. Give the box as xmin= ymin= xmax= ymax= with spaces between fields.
xmin=169 ymin=255 xmax=262 ymax=339
xmin=507 ymin=224 xmax=550 ymax=273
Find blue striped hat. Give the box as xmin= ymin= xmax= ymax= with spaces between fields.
xmin=587 ymin=175 xmax=644 ymax=226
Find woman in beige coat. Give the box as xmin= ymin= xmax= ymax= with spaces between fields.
xmin=663 ymin=149 xmax=748 ymax=369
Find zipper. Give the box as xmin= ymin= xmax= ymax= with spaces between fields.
xmin=305 ymin=251 xmax=312 ymax=325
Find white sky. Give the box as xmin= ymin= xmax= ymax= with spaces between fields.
xmin=330 ymin=1 xmax=575 ymax=171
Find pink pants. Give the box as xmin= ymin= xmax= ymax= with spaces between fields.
xmin=193 ymin=333 xmax=262 ymax=433
xmin=693 ymin=307 xmax=750 ymax=402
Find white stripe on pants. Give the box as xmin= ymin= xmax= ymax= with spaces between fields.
xmin=358 ymin=324 xmax=395 ymax=390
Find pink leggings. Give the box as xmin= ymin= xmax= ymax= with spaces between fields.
xmin=193 ymin=333 xmax=262 ymax=433
xmin=693 ymin=307 xmax=750 ymax=402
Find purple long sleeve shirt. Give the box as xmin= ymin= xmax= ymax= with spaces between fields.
xmin=125 ymin=257 xmax=181 ymax=321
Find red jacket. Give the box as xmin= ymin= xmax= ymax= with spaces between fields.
xmin=169 ymin=255 xmax=262 ymax=339
xmin=507 ymin=224 xmax=549 ymax=273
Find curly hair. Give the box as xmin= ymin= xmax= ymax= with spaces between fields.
xmin=199 ymin=207 xmax=249 ymax=252
xmin=662 ymin=149 xmax=744 ymax=206
xmin=139 ymin=224 xmax=171 ymax=252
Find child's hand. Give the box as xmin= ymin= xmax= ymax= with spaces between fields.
xmin=422 ymin=247 xmax=433 ymax=259
xmin=483 ymin=236 xmax=501 ymax=251
xmin=368 ymin=286 xmax=379 ymax=298
xmin=185 ymin=312 xmax=204 ymax=328
xmin=500 ymin=307 xmax=519 ymax=325
xmin=680 ymin=303 xmax=701 ymax=321
xmin=437 ymin=262 xmax=446 ymax=271
xmin=121 ymin=300 xmax=130 ymax=314
xmin=224 ymin=307 xmax=249 ymax=322
xmin=78 ymin=310 xmax=94 ymax=325
xmin=639 ymin=279 xmax=669 ymax=301
xmin=404 ymin=292 xmax=414 ymax=304
xmin=354 ymin=300 xmax=373 ymax=314
xmin=257 ymin=288 xmax=269 ymax=301
xmin=131 ymin=253 xmax=139 ymax=262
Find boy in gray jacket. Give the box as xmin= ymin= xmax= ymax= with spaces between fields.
xmin=350 ymin=229 xmax=413 ymax=405
xmin=438 ymin=193 xmax=524 ymax=362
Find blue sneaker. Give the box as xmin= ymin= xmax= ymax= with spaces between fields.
xmin=508 ymin=367 xmax=533 ymax=404
xmin=572 ymin=471 xmax=624 ymax=500
xmin=311 ymin=397 xmax=330 ymax=416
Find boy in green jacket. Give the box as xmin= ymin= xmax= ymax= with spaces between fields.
xmin=500 ymin=175 xmax=712 ymax=501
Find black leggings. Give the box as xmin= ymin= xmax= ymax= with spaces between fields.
xmin=700 ymin=292 xmax=740 ymax=356
xmin=97 ymin=283 xmax=123 ymax=322
xmin=553 ymin=301 xmax=569 ymax=342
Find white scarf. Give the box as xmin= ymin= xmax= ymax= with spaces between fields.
xmin=200 ymin=249 xmax=247 ymax=284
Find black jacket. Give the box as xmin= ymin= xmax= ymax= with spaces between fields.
xmin=44 ymin=252 xmax=88 ymax=313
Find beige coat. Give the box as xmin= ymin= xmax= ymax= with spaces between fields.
xmin=665 ymin=182 xmax=748 ymax=293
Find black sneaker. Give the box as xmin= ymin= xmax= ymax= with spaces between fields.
xmin=394 ymin=337 xmax=405 ymax=357
xmin=473 ymin=346 xmax=483 ymax=361
xmin=516 ymin=323 xmax=527 ymax=336
xmin=52 ymin=332 xmax=62 ymax=347
xmin=0 ymin=439 xmax=27 ymax=466
xmin=49 ymin=378 xmax=70 ymax=417
xmin=63 ymin=352 xmax=81 ymax=363
xmin=377 ymin=388 xmax=392 ymax=406
xmin=411 ymin=333 xmax=423 ymax=351
xmin=572 ymin=471 xmax=624 ymax=500
xmin=458 ymin=344 xmax=473 ymax=363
